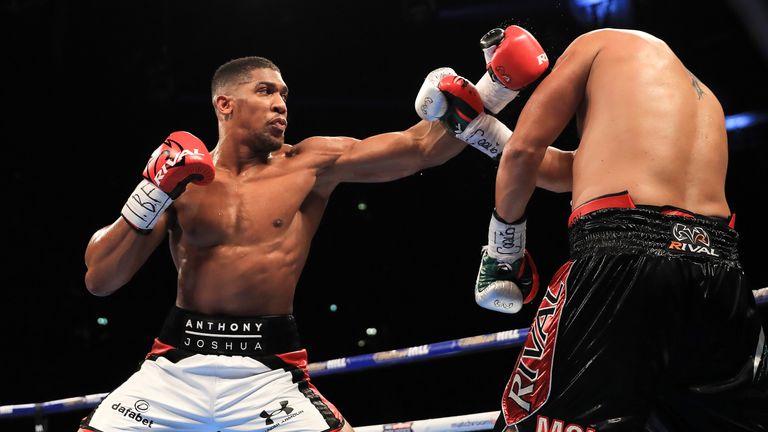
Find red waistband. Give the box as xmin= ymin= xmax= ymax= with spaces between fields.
xmin=568 ymin=193 xmax=635 ymax=226
xmin=568 ymin=192 xmax=736 ymax=228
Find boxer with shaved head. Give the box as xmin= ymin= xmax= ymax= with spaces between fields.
xmin=79 ymin=45 xmax=555 ymax=430
xmin=474 ymin=28 xmax=768 ymax=432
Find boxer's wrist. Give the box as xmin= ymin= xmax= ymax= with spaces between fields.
xmin=121 ymin=179 xmax=173 ymax=234
xmin=456 ymin=113 xmax=512 ymax=160
xmin=475 ymin=210 xmax=538 ymax=314
xmin=476 ymin=73 xmax=519 ymax=114
xmin=487 ymin=210 xmax=526 ymax=262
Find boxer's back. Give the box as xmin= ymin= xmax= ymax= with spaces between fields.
xmin=571 ymin=29 xmax=730 ymax=217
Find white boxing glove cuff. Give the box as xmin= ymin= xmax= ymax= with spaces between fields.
xmin=121 ymin=179 xmax=173 ymax=233
xmin=476 ymin=73 xmax=519 ymax=114
xmin=482 ymin=45 xmax=497 ymax=66
xmin=457 ymin=112 xmax=512 ymax=159
xmin=487 ymin=211 xmax=526 ymax=262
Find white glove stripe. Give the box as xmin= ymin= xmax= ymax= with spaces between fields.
xmin=457 ymin=112 xmax=512 ymax=159
xmin=487 ymin=211 xmax=526 ymax=261
xmin=482 ymin=45 xmax=497 ymax=66
xmin=476 ymin=73 xmax=519 ymax=114
xmin=121 ymin=179 xmax=172 ymax=232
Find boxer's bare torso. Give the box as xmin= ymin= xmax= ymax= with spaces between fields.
xmin=168 ymin=140 xmax=354 ymax=316
xmin=570 ymin=29 xmax=729 ymax=217
xmin=85 ymin=67 xmax=466 ymax=318
xmin=498 ymin=28 xmax=731 ymax=222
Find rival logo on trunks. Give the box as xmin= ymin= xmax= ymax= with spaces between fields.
xmin=111 ymin=401 xmax=155 ymax=428
xmin=536 ymin=415 xmax=596 ymax=432
xmin=503 ymin=275 xmax=568 ymax=425
xmin=668 ymin=223 xmax=719 ymax=256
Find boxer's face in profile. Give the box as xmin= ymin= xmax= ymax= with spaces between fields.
xmin=235 ymin=67 xmax=289 ymax=151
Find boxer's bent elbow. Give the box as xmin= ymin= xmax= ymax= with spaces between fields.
xmin=500 ymin=144 xmax=542 ymax=168
xmin=84 ymin=270 xmax=123 ymax=296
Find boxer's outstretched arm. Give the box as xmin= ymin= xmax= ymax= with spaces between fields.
xmin=308 ymin=118 xmax=573 ymax=191
xmin=496 ymin=34 xmax=596 ymax=222
xmin=310 ymin=119 xmax=467 ymax=186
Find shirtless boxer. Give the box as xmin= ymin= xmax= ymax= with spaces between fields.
xmin=79 ymin=47 xmax=548 ymax=431
xmin=473 ymin=28 xmax=768 ymax=431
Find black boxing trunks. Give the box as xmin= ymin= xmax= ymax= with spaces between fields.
xmin=79 ymin=306 xmax=345 ymax=432
xmin=497 ymin=192 xmax=768 ymax=432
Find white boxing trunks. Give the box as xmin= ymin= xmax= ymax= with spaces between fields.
xmin=78 ymin=306 xmax=345 ymax=432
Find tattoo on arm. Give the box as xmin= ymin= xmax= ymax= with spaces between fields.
xmin=687 ymin=70 xmax=705 ymax=99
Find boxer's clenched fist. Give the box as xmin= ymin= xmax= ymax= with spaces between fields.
xmin=121 ymin=131 xmax=215 ymax=233
xmin=475 ymin=211 xmax=539 ymax=313
xmin=476 ymin=25 xmax=549 ymax=114
xmin=415 ymin=68 xmax=513 ymax=159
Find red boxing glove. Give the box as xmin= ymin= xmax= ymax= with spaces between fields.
xmin=143 ymin=131 xmax=215 ymax=197
xmin=476 ymin=25 xmax=549 ymax=114
xmin=122 ymin=131 xmax=215 ymax=233
xmin=414 ymin=68 xmax=512 ymax=159
xmin=438 ymin=75 xmax=513 ymax=159
xmin=436 ymin=74 xmax=485 ymax=135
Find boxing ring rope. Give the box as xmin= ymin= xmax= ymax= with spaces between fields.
xmin=3 ymin=288 xmax=767 ymax=431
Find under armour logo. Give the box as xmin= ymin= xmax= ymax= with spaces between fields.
xmin=672 ymin=223 xmax=710 ymax=246
xmin=260 ymin=400 xmax=294 ymax=425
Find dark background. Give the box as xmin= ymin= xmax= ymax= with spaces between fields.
xmin=3 ymin=0 xmax=768 ymax=430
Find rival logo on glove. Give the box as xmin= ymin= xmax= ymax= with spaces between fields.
xmin=150 ymin=148 xmax=205 ymax=184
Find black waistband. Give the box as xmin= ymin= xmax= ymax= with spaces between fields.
xmin=568 ymin=206 xmax=740 ymax=267
xmin=157 ymin=306 xmax=302 ymax=356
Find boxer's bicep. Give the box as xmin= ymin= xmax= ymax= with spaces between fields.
xmin=318 ymin=121 xmax=463 ymax=184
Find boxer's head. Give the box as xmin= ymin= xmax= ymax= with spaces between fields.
xmin=212 ymin=56 xmax=288 ymax=152
xmin=211 ymin=56 xmax=281 ymax=98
